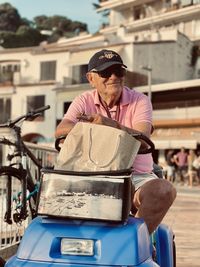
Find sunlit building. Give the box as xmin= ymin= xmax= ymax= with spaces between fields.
xmin=0 ymin=0 xmax=200 ymax=165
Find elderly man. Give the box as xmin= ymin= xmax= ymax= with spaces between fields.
xmin=55 ymin=49 xmax=176 ymax=234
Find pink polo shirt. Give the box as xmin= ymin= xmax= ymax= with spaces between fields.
xmin=64 ymin=86 xmax=153 ymax=173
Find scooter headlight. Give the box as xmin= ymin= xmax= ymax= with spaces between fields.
xmin=61 ymin=238 xmax=94 ymax=256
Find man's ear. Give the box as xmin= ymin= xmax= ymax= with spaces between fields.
xmin=86 ymin=72 xmax=92 ymax=82
xmin=86 ymin=72 xmax=94 ymax=87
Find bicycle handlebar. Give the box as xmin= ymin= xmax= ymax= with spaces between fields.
xmin=0 ymin=138 xmax=15 ymax=146
xmin=0 ymin=105 xmax=50 ymax=128
xmin=31 ymin=105 xmax=50 ymax=114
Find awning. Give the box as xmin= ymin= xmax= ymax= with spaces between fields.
xmin=68 ymin=45 xmax=124 ymax=66
xmin=152 ymin=127 xmax=200 ymax=149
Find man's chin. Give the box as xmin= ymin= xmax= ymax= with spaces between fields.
xmin=106 ymin=84 xmax=122 ymax=90
xmin=106 ymin=87 xmax=123 ymax=100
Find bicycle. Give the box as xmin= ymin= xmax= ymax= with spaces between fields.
xmin=0 ymin=105 xmax=50 ymax=224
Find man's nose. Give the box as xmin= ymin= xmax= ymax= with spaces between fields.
xmin=109 ymin=72 xmax=118 ymax=78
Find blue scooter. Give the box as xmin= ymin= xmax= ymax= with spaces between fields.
xmin=5 ymin=131 xmax=176 ymax=267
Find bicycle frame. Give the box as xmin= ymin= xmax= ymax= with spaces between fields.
xmin=0 ymin=105 xmax=50 ymax=224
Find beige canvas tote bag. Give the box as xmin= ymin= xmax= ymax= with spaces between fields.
xmin=56 ymin=122 xmax=141 ymax=172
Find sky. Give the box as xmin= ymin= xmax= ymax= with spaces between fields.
xmin=0 ymin=0 xmax=105 ymax=33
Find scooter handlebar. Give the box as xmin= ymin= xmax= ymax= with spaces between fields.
xmin=132 ymin=133 xmax=155 ymax=154
xmin=55 ymin=132 xmax=155 ymax=154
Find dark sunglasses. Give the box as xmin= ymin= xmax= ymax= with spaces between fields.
xmin=91 ymin=66 xmax=126 ymax=78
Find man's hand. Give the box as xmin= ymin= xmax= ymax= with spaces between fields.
xmin=77 ymin=113 xmax=142 ymax=135
xmin=77 ymin=113 xmax=120 ymax=128
xmin=76 ymin=112 xmax=152 ymax=138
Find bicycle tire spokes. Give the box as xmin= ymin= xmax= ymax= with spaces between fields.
xmin=4 ymin=174 xmax=12 ymax=225
xmin=20 ymin=173 xmax=28 ymax=221
xmin=0 ymin=166 xmax=39 ymax=224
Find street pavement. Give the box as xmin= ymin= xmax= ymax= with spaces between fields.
xmin=162 ymin=184 xmax=200 ymax=267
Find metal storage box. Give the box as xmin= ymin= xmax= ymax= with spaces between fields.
xmin=37 ymin=169 xmax=132 ymax=222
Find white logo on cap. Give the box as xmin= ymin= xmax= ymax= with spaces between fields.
xmin=99 ymin=52 xmax=117 ymax=60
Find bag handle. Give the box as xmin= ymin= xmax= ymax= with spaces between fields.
xmin=88 ymin=127 xmax=121 ymax=167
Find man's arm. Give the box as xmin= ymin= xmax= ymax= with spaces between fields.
xmin=55 ymin=119 xmax=75 ymax=138
xmin=77 ymin=113 xmax=152 ymax=137
xmin=120 ymin=121 xmax=152 ymax=138
xmin=173 ymin=154 xmax=179 ymax=166
xmin=56 ymin=110 xmax=152 ymax=142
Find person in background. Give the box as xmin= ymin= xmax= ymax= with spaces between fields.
xmin=196 ymin=151 xmax=200 ymax=181
xmin=166 ymin=150 xmax=176 ymax=183
xmin=174 ymin=147 xmax=188 ymax=185
xmin=188 ymin=149 xmax=200 ymax=187
xmin=55 ymin=49 xmax=176 ymax=234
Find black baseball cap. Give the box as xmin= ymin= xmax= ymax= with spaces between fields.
xmin=88 ymin=49 xmax=127 ymax=72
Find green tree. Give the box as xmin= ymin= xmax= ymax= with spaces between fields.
xmin=92 ymin=0 xmax=110 ymax=18
xmin=33 ymin=15 xmax=87 ymax=34
xmin=20 ymin=17 xmax=34 ymax=28
xmin=34 ymin=15 xmax=50 ymax=30
xmin=0 ymin=2 xmax=22 ymax=32
xmin=0 ymin=2 xmax=89 ymax=48
xmin=16 ymin=25 xmax=46 ymax=46
xmin=0 ymin=26 xmax=46 ymax=48
xmin=33 ymin=15 xmax=88 ymax=43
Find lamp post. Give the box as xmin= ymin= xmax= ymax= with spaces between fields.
xmin=141 ymin=65 xmax=152 ymax=101
xmin=140 ymin=4 xmax=153 ymax=101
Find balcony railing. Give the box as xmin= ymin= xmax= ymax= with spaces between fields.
xmin=0 ymin=72 xmax=13 ymax=85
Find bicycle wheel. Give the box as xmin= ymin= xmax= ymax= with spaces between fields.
xmin=0 ymin=166 xmax=37 ymax=222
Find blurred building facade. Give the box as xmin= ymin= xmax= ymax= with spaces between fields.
xmin=0 ymin=0 xmax=200 ymax=164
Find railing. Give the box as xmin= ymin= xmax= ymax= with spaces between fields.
xmin=0 ymin=142 xmax=57 ymax=259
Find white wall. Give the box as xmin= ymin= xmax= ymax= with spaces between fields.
xmin=133 ymin=32 xmax=193 ymax=84
xmin=12 ymin=85 xmax=56 ymax=143
xmin=0 ymin=49 xmax=70 ymax=85
xmin=0 ymin=47 xmax=72 ymax=143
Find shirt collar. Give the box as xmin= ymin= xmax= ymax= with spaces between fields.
xmin=94 ymin=86 xmax=132 ymax=107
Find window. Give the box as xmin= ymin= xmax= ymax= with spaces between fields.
xmin=0 ymin=145 xmax=2 ymax=165
xmin=72 ymin=64 xmax=88 ymax=84
xmin=0 ymin=63 xmax=20 ymax=83
xmin=134 ymin=8 xmax=141 ymax=20
xmin=64 ymin=102 xmax=71 ymax=114
xmin=180 ymin=0 xmax=192 ymax=6
xmin=0 ymin=98 xmax=11 ymax=123
xmin=56 ymin=101 xmax=72 ymax=126
xmin=152 ymin=87 xmax=200 ymax=110
xmin=27 ymin=95 xmax=45 ymax=120
xmin=40 ymin=61 xmax=56 ymax=81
